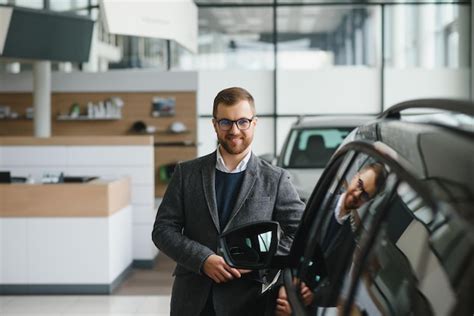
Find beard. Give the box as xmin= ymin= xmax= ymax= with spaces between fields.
xmin=344 ymin=192 xmax=361 ymax=210
xmin=218 ymin=134 xmax=252 ymax=155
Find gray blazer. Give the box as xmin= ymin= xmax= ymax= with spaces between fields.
xmin=152 ymin=151 xmax=305 ymax=315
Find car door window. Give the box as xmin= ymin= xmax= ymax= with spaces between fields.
xmin=288 ymin=151 xmax=393 ymax=313
xmin=283 ymin=128 xmax=353 ymax=168
xmin=341 ymin=180 xmax=470 ymax=315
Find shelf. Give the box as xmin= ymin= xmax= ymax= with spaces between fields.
xmin=56 ymin=115 xmax=121 ymax=121
xmin=154 ymin=141 xmax=196 ymax=147
xmin=0 ymin=116 xmax=33 ymax=121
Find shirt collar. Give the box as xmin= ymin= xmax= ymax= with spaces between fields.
xmin=334 ymin=193 xmax=352 ymax=224
xmin=216 ymin=146 xmax=252 ymax=173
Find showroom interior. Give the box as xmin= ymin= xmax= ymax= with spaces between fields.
xmin=0 ymin=0 xmax=472 ymax=315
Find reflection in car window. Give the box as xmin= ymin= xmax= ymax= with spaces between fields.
xmin=283 ymin=128 xmax=352 ymax=168
xmin=344 ymin=181 xmax=472 ymax=315
xmin=293 ymin=152 xmax=390 ymax=313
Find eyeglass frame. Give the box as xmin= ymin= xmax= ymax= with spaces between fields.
xmin=356 ymin=177 xmax=371 ymax=202
xmin=213 ymin=116 xmax=256 ymax=131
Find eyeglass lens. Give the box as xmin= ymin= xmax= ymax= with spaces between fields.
xmin=357 ymin=178 xmax=370 ymax=201
xmin=218 ymin=118 xmax=251 ymax=130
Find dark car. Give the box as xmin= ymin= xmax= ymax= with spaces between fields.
xmin=219 ymin=99 xmax=474 ymax=315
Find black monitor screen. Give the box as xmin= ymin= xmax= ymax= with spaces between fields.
xmin=0 ymin=171 xmax=11 ymax=183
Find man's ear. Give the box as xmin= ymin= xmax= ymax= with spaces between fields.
xmin=212 ymin=119 xmax=218 ymax=133
xmin=253 ymin=116 xmax=258 ymax=127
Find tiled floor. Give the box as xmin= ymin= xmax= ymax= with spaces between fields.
xmin=0 ymin=253 xmax=175 ymax=315
xmin=113 ymin=253 xmax=174 ymax=296
xmin=0 ymin=295 xmax=170 ymax=315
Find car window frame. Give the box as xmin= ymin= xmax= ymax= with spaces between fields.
xmin=330 ymin=141 xmax=439 ymax=316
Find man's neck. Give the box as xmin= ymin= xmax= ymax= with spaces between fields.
xmin=219 ymin=146 xmax=250 ymax=171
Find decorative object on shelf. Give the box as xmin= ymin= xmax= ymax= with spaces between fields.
xmin=58 ymin=97 xmax=124 ymax=120
xmin=26 ymin=107 xmax=34 ymax=119
xmin=131 ymin=121 xmax=157 ymax=134
xmin=0 ymin=105 xmax=11 ymax=119
xmin=151 ymin=97 xmax=176 ymax=117
xmin=69 ymin=102 xmax=81 ymax=118
xmin=41 ymin=171 xmax=64 ymax=184
xmin=168 ymin=121 xmax=188 ymax=134
xmin=0 ymin=105 xmax=19 ymax=119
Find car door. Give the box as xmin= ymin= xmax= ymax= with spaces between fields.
xmin=284 ymin=143 xmax=398 ymax=315
xmin=339 ymin=177 xmax=473 ymax=316
xmin=284 ymin=141 xmax=472 ymax=316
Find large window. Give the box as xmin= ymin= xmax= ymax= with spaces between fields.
xmin=0 ymin=0 xmax=471 ymax=157
xmin=174 ymin=6 xmax=274 ymax=71
xmin=383 ymin=4 xmax=471 ymax=108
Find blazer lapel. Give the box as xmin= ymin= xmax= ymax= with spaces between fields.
xmin=223 ymin=153 xmax=258 ymax=231
xmin=202 ymin=151 xmax=221 ymax=233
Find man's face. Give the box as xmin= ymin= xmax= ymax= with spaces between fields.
xmin=344 ymin=168 xmax=378 ymax=210
xmin=213 ymin=100 xmax=257 ymax=155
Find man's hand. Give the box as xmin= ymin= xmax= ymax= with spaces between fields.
xmin=202 ymin=254 xmax=242 ymax=283
xmin=300 ymin=282 xmax=314 ymax=306
xmin=275 ymin=286 xmax=291 ymax=316
xmin=275 ymin=283 xmax=314 ymax=316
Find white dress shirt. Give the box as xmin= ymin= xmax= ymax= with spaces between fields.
xmin=216 ymin=146 xmax=252 ymax=173
xmin=334 ymin=193 xmax=351 ymax=224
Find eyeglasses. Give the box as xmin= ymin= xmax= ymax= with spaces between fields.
xmin=214 ymin=117 xmax=254 ymax=131
xmin=356 ymin=178 xmax=371 ymax=202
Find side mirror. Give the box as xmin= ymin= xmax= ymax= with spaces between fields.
xmin=219 ymin=221 xmax=280 ymax=269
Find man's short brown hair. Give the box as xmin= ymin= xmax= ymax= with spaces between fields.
xmin=213 ymin=87 xmax=255 ymax=117
xmin=360 ymin=162 xmax=388 ymax=195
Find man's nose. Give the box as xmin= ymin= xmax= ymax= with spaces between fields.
xmin=353 ymin=190 xmax=362 ymax=200
xmin=229 ymin=122 xmax=240 ymax=133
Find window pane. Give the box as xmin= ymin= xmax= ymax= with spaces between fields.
xmin=283 ymin=128 xmax=352 ymax=168
xmin=277 ymin=5 xmax=381 ymax=115
xmin=383 ymin=4 xmax=471 ymax=108
xmin=344 ymin=181 xmax=471 ymax=315
xmin=173 ymin=7 xmax=274 ymax=70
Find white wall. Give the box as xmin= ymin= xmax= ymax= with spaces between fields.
xmin=197 ymin=70 xmax=274 ymax=115
xmin=384 ymin=69 xmax=471 ymax=108
xmin=277 ymin=67 xmax=381 ymax=115
xmin=0 ymin=69 xmax=197 ymax=92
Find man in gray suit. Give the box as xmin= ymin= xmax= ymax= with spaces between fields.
xmin=152 ymin=87 xmax=305 ymax=315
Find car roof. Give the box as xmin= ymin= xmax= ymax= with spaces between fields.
xmin=374 ymin=100 xmax=474 ymax=225
xmin=293 ymin=115 xmax=376 ymax=129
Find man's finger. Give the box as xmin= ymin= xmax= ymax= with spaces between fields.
xmin=219 ymin=269 xmax=233 ymax=281
xmin=212 ymin=274 xmax=221 ymax=283
xmin=227 ymin=267 xmax=241 ymax=278
xmin=276 ymin=298 xmax=288 ymax=305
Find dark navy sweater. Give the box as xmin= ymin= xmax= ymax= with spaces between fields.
xmin=215 ymin=169 xmax=245 ymax=229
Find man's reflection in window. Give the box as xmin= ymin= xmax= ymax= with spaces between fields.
xmin=275 ymin=163 xmax=388 ymax=315
xmin=322 ymin=162 xmax=387 ymax=250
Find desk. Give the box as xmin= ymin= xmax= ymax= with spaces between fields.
xmin=0 ymin=178 xmax=133 ymax=294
